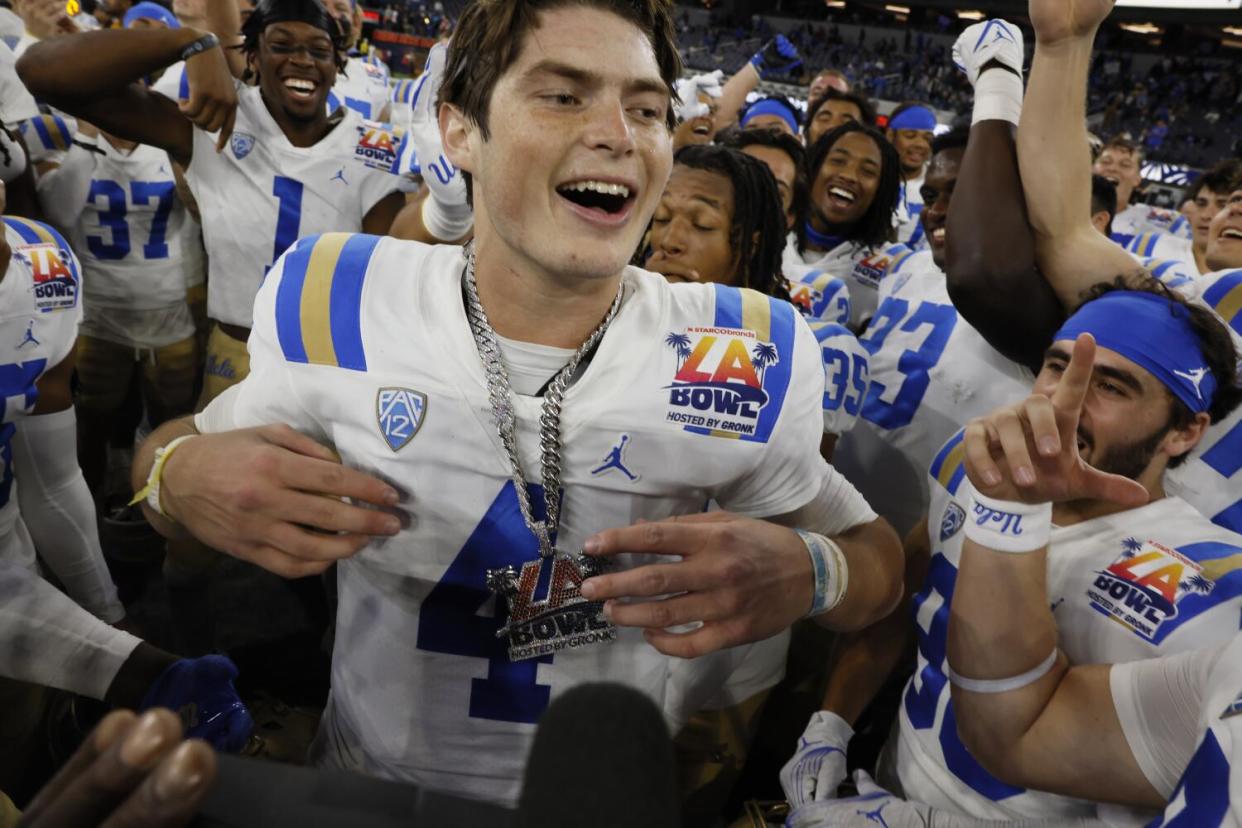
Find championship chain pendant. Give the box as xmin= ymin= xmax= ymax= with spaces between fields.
xmin=487 ymin=553 xmax=617 ymax=662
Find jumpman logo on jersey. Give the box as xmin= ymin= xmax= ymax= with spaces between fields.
xmin=16 ymin=320 xmax=39 ymax=349
xmin=1173 ymin=366 xmax=1210 ymax=400
xmin=331 ymin=168 xmax=349 ymax=185
xmin=590 ymin=434 xmax=638 ymax=481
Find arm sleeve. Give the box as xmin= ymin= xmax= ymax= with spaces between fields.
xmin=12 ymin=407 xmax=124 ymax=623
xmin=195 ymin=237 xmax=327 ymax=440
xmin=717 ymin=311 xmax=873 ymax=526
xmin=0 ymin=43 xmax=38 ymax=126
xmin=0 ymin=562 xmax=139 ymax=699
xmin=36 ymin=139 xmax=96 ymax=230
xmin=1109 ymin=643 xmax=1225 ymax=799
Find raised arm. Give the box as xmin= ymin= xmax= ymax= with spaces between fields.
xmin=16 ymin=28 xmax=237 ymax=167
xmin=1017 ymin=0 xmax=1142 ymax=308
xmin=947 ymin=334 xmax=1159 ymax=806
xmin=204 ymin=0 xmax=246 ymax=78
xmin=944 ymin=20 xmax=1062 ymax=372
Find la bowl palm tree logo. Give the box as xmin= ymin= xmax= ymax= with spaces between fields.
xmin=665 ymin=332 xmax=692 ymax=369
xmin=751 ymin=342 xmax=779 ymax=383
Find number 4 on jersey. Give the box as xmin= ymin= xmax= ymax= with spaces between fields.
xmin=416 ymin=481 xmax=555 ymax=724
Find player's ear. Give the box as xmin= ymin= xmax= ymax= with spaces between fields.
xmin=1161 ymin=410 xmax=1210 ymax=463
xmin=440 ymin=102 xmax=475 ymax=177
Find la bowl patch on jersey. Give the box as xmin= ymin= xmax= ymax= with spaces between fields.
xmin=851 ymin=251 xmax=894 ymax=290
xmin=1088 ymin=538 xmax=1216 ymax=642
xmin=376 ymin=387 xmax=426 ymax=451
xmin=664 ymin=327 xmax=775 ymax=437
xmin=15 ymin=243 xmax=78 ymax=312
xmin=354 ymin=123 xmax=403 ymax=172
xmin=230 ymin=132 xmax=255 ymax=160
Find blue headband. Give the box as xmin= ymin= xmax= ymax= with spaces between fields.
xmin=742 ymin=99 xmax=798 ymax=134
xmin=888 ymin=106 xmax=936 ymax=132
xmin=124 ymin=2 xmax=180 ymax=28
xmin=1054 ymin=291 xmax=1216 ymax=413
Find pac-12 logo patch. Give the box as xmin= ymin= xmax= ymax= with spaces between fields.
xmin=664 ymin=327 xmax=776 ymax=437
xmin=15 ymin=243 xmax=77 ymax=312
xmin=376 ymin=387 xmax=426 ymax=451
xmin=1087 ymin=537 xmax=1216 ymax=642
xmin=230 ymin=132 xmax=255 ymax=160
xmin=939 ymin=502 xmax=965 ymax=542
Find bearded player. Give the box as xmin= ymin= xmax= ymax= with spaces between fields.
xmin=125 ymin=0 xmax=903 ymax=806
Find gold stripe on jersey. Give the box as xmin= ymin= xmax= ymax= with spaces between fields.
xmin=300 ymin=233 xmax=352 ymax=367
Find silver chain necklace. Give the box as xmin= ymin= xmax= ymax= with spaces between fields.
xmin=461 ymin=242 xmax=624 ymax=558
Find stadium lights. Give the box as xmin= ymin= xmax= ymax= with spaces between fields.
xmin=824 ymin=0 xmax=845 ymax=7
xmin=1225 ymin=26 xmax=1242 ymax=35
xmin=1119 ymin=22 xmax=1163 ymax=34
xmin=884 ymin=4 xmax=911 ymax=13
xmin=956 ymin=10 xmax=986 ymax=19
xmin=1117 ymin=0 xmax=1239 ymax=7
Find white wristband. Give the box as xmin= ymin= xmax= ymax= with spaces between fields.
xmin=796 ymin=530 xmax=849 ymax=617
xmin=948 ymin=648 xmax=1059 ymax=694
xmin=420 ymin=192 xmax=473 ymax=242
xmin=963 ymin=488 xmax=1051 ymax=553
xmin=972 ymin=67 xmax=1023 ymax=126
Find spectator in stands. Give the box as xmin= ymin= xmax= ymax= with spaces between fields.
xmin=722 ymin=127 xmax=805 ymax=232
xmin=805 ymin=88 xmax=876 ymax=147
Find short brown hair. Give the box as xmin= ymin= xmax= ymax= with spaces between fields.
xmin=1102 ymin=136 xmax=1143 ymax=163
xmin=440 ymin=0 xmax=682 ymax=140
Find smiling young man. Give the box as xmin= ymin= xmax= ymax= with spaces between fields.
xmin=886 ymin=102 xmax=936 ymax=248
xmin=1094 ymin=136 xmax=1191 ymax=241
xmin=118 ymin=0 xmax=901 ymax=806
xmin=1120 ymin=159 xmax=1242 ymax=275
xmin=785 ymin=121 xmax=903 ymax=329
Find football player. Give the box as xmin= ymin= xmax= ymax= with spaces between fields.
xmin=785 ymin=121 xmax=903 ymax=328
xmin=803 ymin=87 xmax=876 ymax=148
xmin=0 ymin=198 xmax=125 ymax=624
xmin=886 ymin=102 xmax=937 ymax=248
xmin=737 ymin=95 xmax=800 ymax=139
xmin=721 ymin=126 xmax=804 ymax=232
xmin=127 ymin=0 xmax=903 ymax=806
xmin=1120 ymin=159 xmax=1242 ymax=275
xmin=322 ymin=0 xmax=390 ymax=120
xmin=807 ymin=68 xmax=850 ymax=103
xmin=1094 ymin=136 xmax=1191 ymax=240
xmin=830 ymin=126 xmax=1031 ymax=538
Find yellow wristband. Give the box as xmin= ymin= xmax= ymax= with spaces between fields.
xmin=130 ymin=434 xmax=197 ymax=518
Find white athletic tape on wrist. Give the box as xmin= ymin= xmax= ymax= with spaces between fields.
xmin=796 ymin=530 xmax=849 ymax=617
xmin=421 ymin=193 xmax=473 ymax=241
xmin=963 ymin=488 xmax=1052 ymax=553
xmin=972 ymin=67 xmax=1023 ymax=126
xmin=947 ymin=648 xmax=1058 ymax=694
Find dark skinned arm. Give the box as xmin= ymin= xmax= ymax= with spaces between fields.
xmin=944 ymin=76 xmax=1063 ymax=373
xmin=16 ymin=28 xmax=237 ymax=168
xmin=362 ymin=190 xmax=407 ymax=236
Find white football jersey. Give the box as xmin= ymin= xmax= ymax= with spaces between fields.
xmin=197 ymin=234 xmax=867 ymax=805
xmin=1166 ymin=267 xmax=1242 ymax=537
xmin=388 ymin=76 xmax=418 ymax=132
xmin=892 ymin=434 xmax=1242 ymax=822
xmin=18 ymin=112 xmax=75 ymax=168
xmin=1131 ymin=635 xmax=1242 ymax=827
xmin=1123 ymin=232 xmax=1197 ymax=271
xmin=1114 ymin=203 xmax=1192 ymax=240
xmin=183 ymin=83 xmax=403 ymax=328
xmin=327 ymin=56 xmax=391 ymax=121
xmin=62 ymin=139 xmax=203 ymax=314
xmin=831 ymin=251 xmax=1031 ymax=536
xmin=784 ymin=241 xmax=912 ymax=328
xmin=894 ymin=172 xmax=926 ymax=249
xmin=785 ymin=269 xmax=851 ymax=326
xmin=150 ymin=60 xmax=188 ymax=103
xmin=0 ymin=217 xmax=81 ymax=540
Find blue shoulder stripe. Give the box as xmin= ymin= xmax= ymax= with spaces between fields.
xmin=1202 ymin=270 xmax=1242 ymax=335
xmin=178 ymin=66 xmax=189 ymax=100
xmin=809 ymin=321 xmax=852 ymax=343
xmin=928 ymin=428 xmax=967 ymax=495
xmin=1144 ymin=233 xmax=1158 ymax=257
xmin=1212 ymin=501 xmax=1242 ymax=535
xmin=273 ymin=233 xmax=380 ymax=371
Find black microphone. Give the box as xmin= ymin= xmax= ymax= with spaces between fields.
xmin=516 ymin=682 xmax=681 ymax=828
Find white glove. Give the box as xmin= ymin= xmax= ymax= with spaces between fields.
xmin=787 ymin=770 xmax=943 ymax=828
xmin=779 ymin=710 xmax=853 ymax=807
xmin=409 ymin=40 xmax=472 ymax=240
xmin=952 ymin=19 xmax=1025 ymax=87
xmin=673 ymin=70 xmax=724 ymax=122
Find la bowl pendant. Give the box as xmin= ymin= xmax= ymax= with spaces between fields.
xmin=487 ymin=553 xmax=617 ymax=662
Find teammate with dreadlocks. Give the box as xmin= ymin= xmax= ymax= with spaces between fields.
xmin=786 ymin=121 xmax=904 ymax=329
xmin=18 ymin=0 xmax=408 ymax=651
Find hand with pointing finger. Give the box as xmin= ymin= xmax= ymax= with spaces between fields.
xmin=961 ymin=333 xmax=1149 ymax=507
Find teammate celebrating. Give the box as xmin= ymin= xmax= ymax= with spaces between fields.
xmin=322 ymin=0 xmax=390 ymax=120
xmin=886 ymin=102 xmax=937 ymax=248
xmin=127 ymin=0 xmax=902 ymax=805
xmin=786 ymin=121 xmax=903 ymax=328
xmin=1121 ymin=158 xmax=1242 ymax=274
xmin=803 ymin=87 xmax=876 ymax=148
xmin=1094 ymin=136 xmax=1190 ymax=240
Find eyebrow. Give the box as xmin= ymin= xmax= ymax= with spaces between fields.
xmin=521 ymin=59 xmax=668 ymax=98
xmin=1044 ymin=346 xmax=1144 ymax=394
